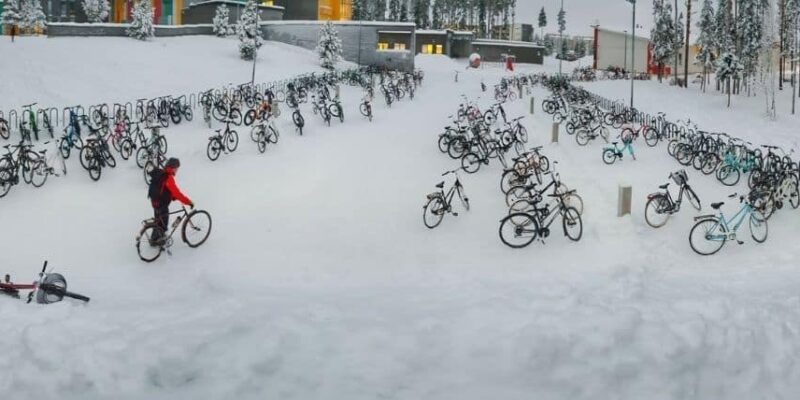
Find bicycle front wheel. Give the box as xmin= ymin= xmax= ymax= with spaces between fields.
xmin=182 ymin=210 xmax=212 ymax=248
xmin=750 ymin=211 xmax=768 ymax=243
xmin=30 ymin=160 xmax=48 ymax=188
xmin=137 ymin=224 xmax=164 ymax=262
xmin=423 ymin=197 xmax=446 ymax=229
xmin=644 ymin=195 xmax=670 ymax=228
xmin=684 ymin=186 xmax=702 ymax=211
xmin=207 ymin=139 xmax=222 ymax=161
xmin=689 ymin=218 xmax=725 ymax=256
xmin=562 ymin=207 xmax=583 ymax=241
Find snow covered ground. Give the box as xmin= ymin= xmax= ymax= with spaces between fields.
xmin=3 ymin=43 xmax=800 ymax=400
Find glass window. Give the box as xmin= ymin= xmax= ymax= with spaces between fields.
xmin=435 ymin=45 xmax=443 ymax=54
xmin=394 ymin=43 xmax=406 ymax=50
xmin=378 ymin=43 xmax=389 ymax=51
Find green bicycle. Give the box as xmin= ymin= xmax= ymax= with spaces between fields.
xmin=689 ymin=193 xmax=768 ymax=256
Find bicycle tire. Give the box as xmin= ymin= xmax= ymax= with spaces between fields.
xmin=644 ymin=195 xmax=670 ymax=228
xmin=689 ymin=218 xmax=725 ymax=256
xmin=207 ymin=139 xmax=222 ymax=161
xmin=423 ymin=196 xmax=446 ymax=229
xmin=750 ymin=211 xmax=768 ymax=243
xmin=30 ymin=160 xmax=48 ymax=188
xmin=562 ymin=207 xmax=583 ymax=241
xmin=137 ymin=224 xmax=164 ymax=262
xmin=182 ymin=209 xmax=212 ymax=248
xmin=225 ymin=130 xmax=239 ymax=152
xmin=499 ymin=213 xmax=538 ymax=248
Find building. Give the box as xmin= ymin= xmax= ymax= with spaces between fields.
xmin=271 ymin=0 xmax=351 ymax=21
xmin=592 ymin=27 xmax=650 ymax=72
xmin=471 ymin=39 xmax=544 ymax=64
xmin=182 ymin=0 xmax=284 ymax=25
xmin=510 ymin=23 xmax=533 ymax=42
xmin=412 ymin=29 xmax=473 ymax=58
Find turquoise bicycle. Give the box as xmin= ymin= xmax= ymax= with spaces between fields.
xmin=689 ymin=193 xmax=768 ymax=256
xmin=602 ymin=138 xmax=636 ymax=165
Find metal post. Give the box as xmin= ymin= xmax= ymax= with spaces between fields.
xmin=623 ymin=30 xmax=628 ymax=71
xmin=630 ymin=0 xmax=636 ymax=109
xmin=559 ymin=0 xmax=564 ymax=75
xmin=674 ymin=0 xmax=679 ymax=86
xmin=684 ymin=0 xmax=692 ymax=88
xmin=530 ymin=97 xmax=535 ymax=114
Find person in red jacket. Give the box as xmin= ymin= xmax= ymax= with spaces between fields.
xmin=148 ymin=158 xmax=193 ymax=246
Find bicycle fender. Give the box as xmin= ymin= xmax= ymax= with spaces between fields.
xmin=693 ymin=215 xmax=716 ymax=221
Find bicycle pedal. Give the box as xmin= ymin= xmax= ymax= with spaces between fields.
xmin=737 ymin=240 xmax=744 ymax=245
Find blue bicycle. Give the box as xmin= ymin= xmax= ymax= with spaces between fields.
xmin=602 ymin=138 xmax=636 ymax=165
xmin=689 ymin=193 xmax=768 ymax=256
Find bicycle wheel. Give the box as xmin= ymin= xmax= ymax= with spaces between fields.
xmin=500 ymin=170 xmax=525 ymax=194
xmin=79 ymin=147 xmax=94 ymax=171
xmin=461 ymin=153 xmax=481 ymax=174
xmin=158 ymin=136 xmax=168 ymax=154
xmin=538 ymin=156 xmax=550 ymax=172
xmin=267 ymin=126 xmax=279 ymax=144
xmin=35 ymin=273 xmax=67 ymax=304
xmin=184 ymin=108 xmax=193 ymax=122
xmin=88 ymin=159 xmax=102 ymax=181
xmin=59 ymin=139 xmax=72 ymax=159
xmin=689 ymin=218 xmax=726 ymax=256
xmin=602 ymin=149 xmax=617 ymax=165
xmin=423 ymin=196 xmax=446 ymax=229
xmin=30 ymin=160 xmax=48 ymax=188
xmin=506 ymin=186 xmax=532 ymax=207
xmin=499 ymin=213 xmax=538 ymax=248
xmin=750 ymin=211 xmax=768 ymax=243
xmin=790 ymin=181 xmax=800 ymax=209
xmin=135 ymin=147 xmax=149 ymax=169
xmin=207 ymin=139 xmax=222 ymax=161
xmin=0 ymin=170 xmax=12 ymax=198
xmin=644 ymin=128 xmax=658 ymax=147
xmin=244 ymin=110 xmax=256 ymax=126
xmin=143 ymin=161 xmax=157 ymax=185
xmin=137 ymin=224 xmax=163 ymax=262
xmin=564 ymin=193 xmax=584 ymax=215
xmin=716 ymin=165 xmax=740 ymax=186
xmin=225 ymin=130 xmax=239 ymax=152
xmin=119 ymin=138 xmax=133 ymax=160
xmin=104 ymin=150 xmax=117 ymax=168
xmin=561 ymin=207 xmax=583 ymax=241
xmin=575 ymin=130 xmax=590 ymax=146
xmin=250 ymin=125 xmax=262 ymax=142
xmin=182 ymin=210 xmax=212 ymax=248
xmin=644 ymin=195 xmax=671 ymax=228
xmin=292 ymin=110 xmax=304 ymax=128
xmin=684 ymin=186 xmax=702 ymax=211
xmin=257 ymin=136 xmax=267 ymax=153
xmin=701 ymin=154 xmax=719 ymax=175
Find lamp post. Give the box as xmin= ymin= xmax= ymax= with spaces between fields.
xmin=626 ymin=0 xmax=636 ymax=109
xmin=623 ymin=30 xmax=628 ymax=71
xmin=559 ymin=0 xmax=564 ymax=75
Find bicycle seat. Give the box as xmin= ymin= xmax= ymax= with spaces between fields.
xmin=612 ymin=141 xmax=618 ymax=145
xmin=711 ymin=202 xmax=724 ymax=210
xmin=2 ymin=145 xmax=9 ymax=149
xmin=659 ymin=183 xmax=669 ymax=189
xmin=435 ymin=182 xmax=444 ymax=189
xmin=215 ymin=129 xmax=223 ymax=133
xmin=38 ymin=150 xmax=47 ymax=155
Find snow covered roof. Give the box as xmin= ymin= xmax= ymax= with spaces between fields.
xmin=416 ymin=30 xmax=447 ymax=35
xmin=378 ymin=30 xmax=413 ymax=35
xmin=262 ymin=20 xmax=415 ymax=28
xmin=472 ymin=39 xmax=544 ymax=49
xmin=188 ymin=0 xmax=284 ymax=10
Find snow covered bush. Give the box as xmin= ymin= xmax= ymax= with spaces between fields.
xmin=82 ymin=0 xmax=110 ymax=23
xmin=127 ymin=0 xmax=155 ymax=40
xmin=317 ymin=21 xmax=342 ymax=70
xmin=236 ymin=0 xmax=263 ymax=60
xmin=716 ymin=51 xmax=743 ymax=107
xmin=212 ymin=4 xmax=232 ymax=37
xmin=20 ymin=0 xmax=46 ymax=33
xmin=0 ymin=0 xmax=22 ymax=29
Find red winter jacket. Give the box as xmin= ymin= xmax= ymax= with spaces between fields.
xmin=160 ymin=166 xmax=192 ymax=206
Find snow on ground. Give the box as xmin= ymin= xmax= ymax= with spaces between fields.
xmin=581 ymin=76 xmax=800 ymax=150
xmin=2 ymin=48 xmax=800 ymax=400
xmin=0 ymin=36 xmax=346 ymax=113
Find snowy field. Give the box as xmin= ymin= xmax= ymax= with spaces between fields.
xmin=2 ymin=39 xmax=800 ymax=400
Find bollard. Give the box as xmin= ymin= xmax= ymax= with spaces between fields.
xmin=618 ymin=185 xmax=632 ymax=217
xmin=530 ymin=97 xmax=535 ymax=115
xmin=551 ymin=122 xmax=559 ymax=143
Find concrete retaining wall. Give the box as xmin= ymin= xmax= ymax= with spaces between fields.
xmin=182 ymin=1 xmax=284 ymax=25
xmin=47 ymin=23 xmax=215 ymax=37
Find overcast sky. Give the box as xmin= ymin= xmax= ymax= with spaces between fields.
xmin=516 ymin=0 xmax=656 ymax=38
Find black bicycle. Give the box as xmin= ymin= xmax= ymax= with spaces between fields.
xmin=136 ymin=206 xmax=213 ymax=262
xmin=207 ymin=120 xmax=239 ymax=161
xmin=423 ymin=169 xmax=470 ymax=229
xmin=645 ymin=169 xmax=702 ymax=228
xmin=499 ymin=191 xmax=583 ymax=248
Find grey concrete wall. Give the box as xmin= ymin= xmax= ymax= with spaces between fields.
xmin=47 ymin=22 xmax=214 ymax=37
xmin=182 ymin=1 xmax=284 ymax=25
xmin=415 ymin=33 xmax=447 ymax=54
xmin=472 ymin=42 xmax=544 ymax=64
xmin=262 ymin=21 xmax=416 ymax=72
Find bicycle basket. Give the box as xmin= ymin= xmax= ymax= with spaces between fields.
xmin=671 ymin=169 xmax=688 ymax=186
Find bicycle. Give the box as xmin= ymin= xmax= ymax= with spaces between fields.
xmin=0 ymin=261 xmax=90 ymax=303
xmin=602 ymin=138 xmax=636 ymax=165
xmin=688 ymin=193 xmax=768 ymax=256
xmin=136 ymin=206 xmax=213 ymax=262
xmin=423 ymin=169 xmax=470 ymax=229
xmin=644 ymin=169 xmax=701 ymax=228
xmin=207 ymin=119 xmax=239 ymax=161
xmin=0 ymin=142 xmax=44 ymax=197
xmin=250 ymin=116 xmax=280 ymax=154
xmin=499 ymin=191 xmax=583 ymax=248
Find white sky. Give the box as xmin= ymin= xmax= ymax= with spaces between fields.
xmin=516 ymin=0 xmax=658 ymax=38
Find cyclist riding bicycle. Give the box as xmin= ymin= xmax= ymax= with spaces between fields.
xmin=148 ymin=157 xmax=193 ymax=246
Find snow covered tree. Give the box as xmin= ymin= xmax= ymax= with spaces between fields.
xmin=352 ymin=0 xmax=365 ymax=20
xmin=414 ymin=0 xmax=430 ymax=28
xmin=543 ymin=34 xmax=554 ymax=56
xmin=400 ymin=0 xmax=409 ymax=22
xmin=736 ymin=0 xmax=767 ymax=91
xmin=236 ymin=0 xmax=263 ymax=60
xmin=82 ymin=0 xmax=110 ymax=23
xmin=557 ymin=8 xmax=566 ymax=57
xmin=537 ymin=6 xmax=547 ymax=43
xmin=716 ymin=51 xmax=743 ymax=107
xmin=127 ymin=0 xmax=155 ymax=40
xmin=20 ymin=0 xmax=46 ymax=33
xmin=212 ymin=4 xmax=232 ymax=37
xmin=389 ymin=0 xmax=401 ymax=20
xmin=651 ymin=0 xmax=677 ymax=82
xmin=1 ymin=0 xmax=22 ymax=30
xmin=372 ymin=0 xmax=387 ymax=20
xmin=317 ymin=21 xmax=343 ymax=70
xmin=714 ymin=0 xmax=733 ymax=54
xmin=695 ymin=0 xmax=716 ymax=91
xmin=757 ymin=0 xmax=777 ymax=117
xmin=431 ymin=0 xmax=444 ymax=29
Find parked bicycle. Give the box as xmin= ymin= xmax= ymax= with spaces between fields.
xmin=423 ymin=169 xmax=470 ymax=229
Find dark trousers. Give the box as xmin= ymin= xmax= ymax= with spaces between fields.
xmin=152 ymin=205 xmax=170 ymax=241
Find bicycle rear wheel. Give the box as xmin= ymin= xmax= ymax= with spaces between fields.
xmin=182 ymin=210 xmax=212 ymax=248
xmin=423 ymin=197 xmax=446 ymax=229
xmin=689 ymin=218 xmax=725 ymax=256
xmin=562 ymin=207 xmax=583 ymax=241
xmin=137 ymin=224 xmax=164 ymax=262
xmin=499 ymin=213 xmax=539 ymax=248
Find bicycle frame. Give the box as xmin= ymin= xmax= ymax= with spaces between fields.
xmin=706 ymin=203 xmax=754 ymax=241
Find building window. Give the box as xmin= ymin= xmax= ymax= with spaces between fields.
xmin=394 ymin=43 xmax=406 ymax=50
xmin=319 ymin=0 xmax=352 ymax=21
xmin=422 ymin=44 xmax=433 ymax=54
xmin=263 ymin=0 xmax=273 ymax=5
xmin=378 ymin=43 xmax=389 ymax=51
xmin=435 ymin=44 xmax=443 ymax=54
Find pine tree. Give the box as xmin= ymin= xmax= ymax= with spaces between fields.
xmin=695 ymin=0 xmax=716 ymax=91
xmin=236 ymin=0 xmax=263 ymax=60
xmin=478 ymin=0 xmax=486 ymax=37
xmin=389 ymin=0 xmax=401 ymax=20
xmin=543 ymin=34 xmax=554 ymax=56
xmin=82 ymin=0 xmax=110 ymax=23
xmin=212 ymin=4 xmax=231 ymax=37
xmin=557 ymin=8 xmax=566 ymax=58
xmin=432 ymin=0 xmax=444 ymax=29
xmin=414 ymin=0 xmax=430 ymax=28
xmin=1 ymin=0 xmax=22 ymax=29
xmin=127 ymin=0 xmax=154 ymax=40
xmin=352 ymin=0 xmax=364 ymax=20
xmin=400 ymin=0 xmax=409 ymax=22
xmin=736 ymin=0 xmax=767 ymax=88
xmin=716 ymin=51 xmax=743 ymax=106
xmin=537 ymin=6 xmax=547 ymax=43
xmin=714 ymin=0 xmax=732 ymax=54
xmin=21 ymin=0 xmax=46 ymax=33
xmin=650 ymin=0 xmax=677 ymax=82
xmin=373 ymin=0 xmax=387 ymax=20
xmin=317 ymin=21 xmax=343 ymax=70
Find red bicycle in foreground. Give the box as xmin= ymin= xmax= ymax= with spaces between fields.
xmin=1 ymin=261 xmax=90 ymax=304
